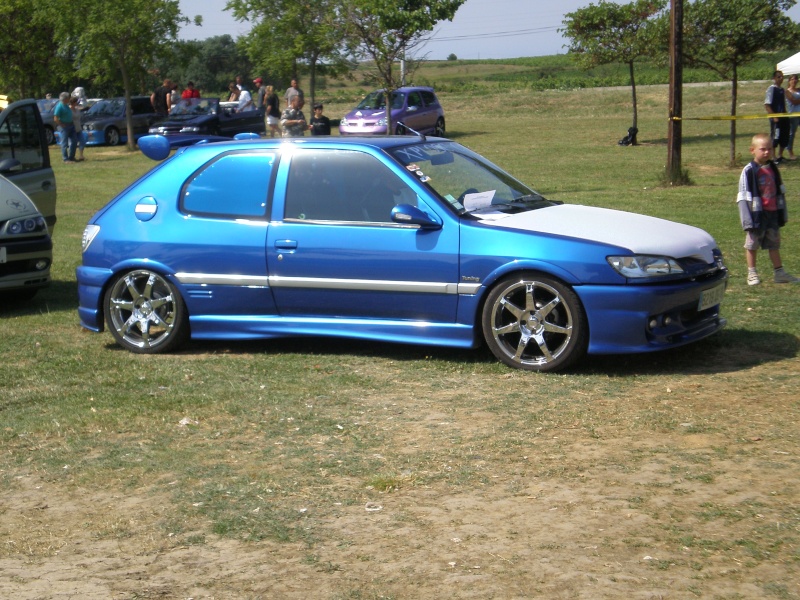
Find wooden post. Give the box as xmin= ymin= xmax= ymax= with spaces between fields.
xmin=667 ymin=0 xmax=683 ymax=183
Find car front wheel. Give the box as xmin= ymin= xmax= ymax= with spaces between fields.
xmin=104 ymin=269 xmax=189 ymax=353
xmin=45 ymin=126 xmax=55 ymax=145
xmin=481 ymin=273 xmax=587 ymax=372
xmin=105 ymin=126 xmax=120 ymax=146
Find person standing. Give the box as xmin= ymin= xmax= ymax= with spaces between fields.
xmin=309 ymin=103 xmax=331 ymax=136
xmin=280 ymin=95 xmax=308 ymax=138
xmin=737 ymin=133 xmax=798 ymax=285
xmin=253 ymin=77 xmax=266 ymax=115
xmin=181 ymin=81 xmax=201 ymax=99
xmin=786 ymin=74 xmax=800 ymax=160
xmin=765 ymin=70 xmax=790 ymax=163
xmin=284 ymin=79 xmax=304 ymax=108
xmin=151 ymin=78 xmax=172 ymax=116
xmin=53 ymin=92 xmax=77 ymax=163
xmin=69 ymin=95 xmax=86 ymax=161
xmin=264 ymin=85 xmax=281 ymax=138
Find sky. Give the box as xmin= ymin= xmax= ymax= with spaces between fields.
xmin=178 ymin=0 xmax=800 ymax=61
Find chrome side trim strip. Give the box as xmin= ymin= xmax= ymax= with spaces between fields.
xmin=174 ymin=274 xmax=484 ymax=295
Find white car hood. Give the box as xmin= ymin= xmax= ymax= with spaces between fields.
xmin=483 ymin=204 xmax=718 ymax=263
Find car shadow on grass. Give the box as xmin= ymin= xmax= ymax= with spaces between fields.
xmin=131 ymin=326 xmax=798 ymax=377
xmin=0 ymin=279 xmax=77 ymax=316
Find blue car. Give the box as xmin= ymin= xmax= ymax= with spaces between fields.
xmin=79 ymin=96 xmax=161 ymax=146
xmin=77 ymin=135 xmax=727 ymax=371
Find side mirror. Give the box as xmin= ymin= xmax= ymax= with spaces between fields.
xmin=391 ymin=203 xmax=442 ymax=229
xmin=0 ymin=158 xmax=22 ymax=174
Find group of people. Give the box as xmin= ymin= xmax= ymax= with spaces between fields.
xmin=151 ymin=79 xmax=201 ymax=116
xmin=52 ymin=87 xmax=88 ymax=163
xmin=734 ymin=69 xmax=800 ymax=286
xmin=254 ymin=77 xmax=331 ymax=138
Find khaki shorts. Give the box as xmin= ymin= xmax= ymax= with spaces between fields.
xmin=744 ymin=211 xmax=781 ymax=250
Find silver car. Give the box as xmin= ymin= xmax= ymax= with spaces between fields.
xmin=0 ymin=173 xmax=51 ymax=299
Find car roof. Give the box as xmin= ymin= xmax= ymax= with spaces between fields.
xmin=141 ymin=134 xmax=448 ymax=161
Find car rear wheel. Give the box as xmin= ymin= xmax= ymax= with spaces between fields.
xmin=481 ymin=273 xmax=588 ymax=372
xmin=44 ymin=126 xmax=55 ymax=145
xmin=105 ymin=126 xmax=120 ymax=146
xmin=434 ymin=117 xmax=445 ymax=137
xmin=104 ymin=269 xmax=189 ymax=354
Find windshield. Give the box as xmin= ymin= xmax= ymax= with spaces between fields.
xmin=37 ymin=99 xmax=58 ymax=114
xmin=355 ymin=91 xmax=405 ymax=111
xmin=388 ymin=141 xmax=554 ymax=216
xmin=169 ymin=98 xmax=217 ymax=116
xmin=86 ymin=99 xmax=125 ymax=118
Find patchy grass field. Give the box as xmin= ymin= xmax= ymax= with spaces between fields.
xmin=1 ymin=79 xmax=799 ymax=599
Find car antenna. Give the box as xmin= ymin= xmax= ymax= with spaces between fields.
xmin=397 ymin=121 xmax=425 ymax=141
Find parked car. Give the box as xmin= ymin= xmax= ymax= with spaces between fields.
xmin=76 ymin=96 xmax=162 ymax=146
xmin=37 ymin=99 xmax=58 ymax=145
xmin=0 ymin=98 xmax=57 ymax=232
xmin=339 ymin=86 xmax=445 ymax=136
xmin=77 ymin=135 xmax=727 ymax=372
xmin=0 ymin=174 xmax=52 ymax=299
xmin=148 ymin=97 xmax=265 ymax=138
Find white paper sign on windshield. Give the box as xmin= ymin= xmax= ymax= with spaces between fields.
xmin=463 ymin=190 xmax=496 ymax=211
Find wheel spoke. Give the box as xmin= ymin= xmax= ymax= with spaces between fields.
xmin=499 ymin=296 xmax=524 ymax=319
xmin=531 ymin=331 xmax=554 ymax=361
xmin=543 ymin=321 xmax=571 ymax=336
xmin=512 ymin=332 xmax=532 ymax=360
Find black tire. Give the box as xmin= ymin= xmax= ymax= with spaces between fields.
xmin=105 ymin=126 xmax=120 ymax=146
xmin=481 ymin=273 xmax=588 ymax=372
xmin=104 ymin=269 xmax=189 ymax=354
xmin=395 ymin=124 xmax=406 ymax=135
xmin=434 ymin=117 xmax=445 ymax=137
xmin=44 ymin=126 xmax=55 ymax=146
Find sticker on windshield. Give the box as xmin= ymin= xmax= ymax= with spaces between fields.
xmin=463 ymin=190 xmax=496 ymax=211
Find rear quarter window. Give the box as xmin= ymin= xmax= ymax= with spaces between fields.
xmin=180 ymin=151 xmax=276 ymax=219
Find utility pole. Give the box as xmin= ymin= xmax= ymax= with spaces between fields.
xmin=667 ymin=0 xmax=683 ymax=183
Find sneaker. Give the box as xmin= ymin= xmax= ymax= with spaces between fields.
xmin=774 ymin=268 xmax=800 ymax=283
xmin=747 ymin=271 xmax=761 ymax=286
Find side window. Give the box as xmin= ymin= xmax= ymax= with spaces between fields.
xmin=285 ymin=149 xmax=414 ymax=223
xmin=181 ymin=151 xmax=275 ymax=218
xmin=420 ymin=91 xmax=438 ymax=107
xmin=407 ymin=92 xmax=422 ymax=108
xmin=132 ymin=98 xmax=151 ymax=114
xmin=0 ymin=105 xmax=45 ymax=171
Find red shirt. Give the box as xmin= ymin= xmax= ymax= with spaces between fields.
xmin=181 ymin=89 xmax=201 ymax=99
xmin=757 ymin=164 xmax=778 ymax=211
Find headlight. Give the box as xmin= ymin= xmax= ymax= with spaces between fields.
xmin=6 ymin=216 xmax=47 ymax=235
xmin=376 ymin=117 xmax=387 ymax=126
xmin=180 ymin=126 xmax=200 ymax=133
xmin=607 ymin=255 xmax=685 ymax=278
xmin=340 ymin=117 xmax=349 ymax=127
xmin=81 ymin=224 xmax=100 ymax=252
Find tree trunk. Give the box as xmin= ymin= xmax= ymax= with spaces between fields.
xmin=119 ymin=58 xmax=136 ymax=151
xmin=629 ymin=60 xmax=638 ymax=135
xmin=730 ymin=64 xmax=738 ymax=167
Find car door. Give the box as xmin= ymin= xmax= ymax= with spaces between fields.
xmin=0 ymin=99 xmax=57 ymax=230
xmin=266 ymin=147 xmax=460 ymax=323
xmin=401 ymin=90 xmax=433 ymax=131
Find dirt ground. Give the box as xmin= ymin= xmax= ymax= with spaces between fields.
xmin=2 ymin=354 xmax=799 ymax=600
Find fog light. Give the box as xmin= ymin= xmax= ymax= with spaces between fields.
xmin=663 ymin=316 xmax=673 ymax=326
xmin=648 ymin=318 xmax=658 ymax=329
xmin=34 ymin=258 xmax=50 ymax=271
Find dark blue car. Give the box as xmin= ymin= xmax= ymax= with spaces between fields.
xmin=77 ymin=135 xmax=727 ymax=371
xmin=149 ymin=98 xmax=265 ymax=138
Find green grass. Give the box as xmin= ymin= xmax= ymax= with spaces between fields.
xmin=1 ymin=68 xmax=799 ymax=599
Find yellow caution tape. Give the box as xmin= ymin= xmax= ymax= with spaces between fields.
xmin=672 ymin=113 xmax=796 ymax=121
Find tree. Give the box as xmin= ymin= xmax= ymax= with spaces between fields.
xmin=677 ymin=0 xmax=800 ymax=165
xmin=563 ymin=0 xmax=666 ymax=144
xmin=226 ymin=0 xmax=352 ymax=106
xmin=46 ymin=0 xmax=188 ymax=150
xmin=345 ymin=0 xmax=465 ymax=134
xmin=0 ymin=0 xmax=72 ymax=99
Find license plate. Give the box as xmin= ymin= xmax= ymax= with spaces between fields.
xmin=698 ymin=282 xmax=725 ymax=311
xmin=0 ymin=246 xmax=6 ymax=264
